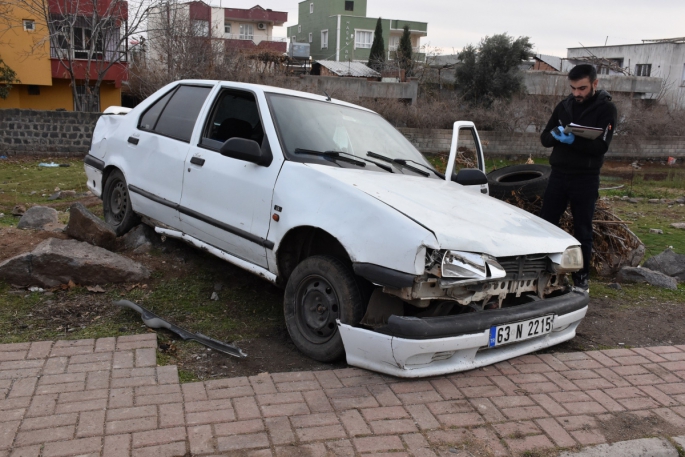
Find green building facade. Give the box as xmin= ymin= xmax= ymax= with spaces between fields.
xmin=286 ymin=0 xmax=427 ymax=63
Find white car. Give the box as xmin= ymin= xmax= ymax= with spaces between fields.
xmin=84 ymin=80 xmax=588 ymax=378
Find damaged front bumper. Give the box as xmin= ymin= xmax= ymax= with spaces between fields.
xmin=338 ymin=290 xmax=588 ymax=378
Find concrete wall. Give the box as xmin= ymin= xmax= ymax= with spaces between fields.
xmin=567 ymin=42 xmax=685 ymax=109
xmin=524 ymin=71 xmax=663 ymax=97
xmin=0 ymin=109 xmax=100 ymax=156
xmin=2 ymin=108 xmax=683 ymax=158
xmin=398 ymin=128 xmax=685 ymax=159
xmin=292 ymin=75 xmax=419 ymax=104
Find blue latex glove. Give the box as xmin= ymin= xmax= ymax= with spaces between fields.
xmin=551 ymin=128 xmax=576 ymax=144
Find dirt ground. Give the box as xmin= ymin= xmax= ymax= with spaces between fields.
xmin=0 ymin=223 xmax=346 ymax=379
xmin=2 ymin=154 xmax=685 ymax=381
xmin=1 ymin=216 xmax=683 ymax=380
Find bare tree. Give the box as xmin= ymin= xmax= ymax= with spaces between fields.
xmin=129 ymin=0 xmax=289 ymax=99
xmin=1 ymin=0 xmax=152 ymax=111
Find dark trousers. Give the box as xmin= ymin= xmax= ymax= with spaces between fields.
xmin=540 ymin=170 xmax=599 ymax=276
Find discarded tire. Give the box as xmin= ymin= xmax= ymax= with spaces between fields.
xmin=487 ymin=164 xmax=551 ymax=201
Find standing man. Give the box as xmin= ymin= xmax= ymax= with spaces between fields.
xmin=540 ymin=64 xmax=617 ymax=291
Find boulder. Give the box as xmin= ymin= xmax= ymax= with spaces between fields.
xmin=671 ymin=223 xmax=685 ymax=230
xmin=118 ymin=224 xmax=158 ymax=254
xmin=12 ymin=204 xmax=27 ymax=216
xmin=616 ymin=266 xmax=677 ymax=290
xmin=644 ymin=249 xmax=685 ymax=282
xmin=17 ymin=206 xmax=59 ymax=230
xmin=65 ymin=203 xmax=116 ymax=249
xmin=0 ymin=238 xmax=150 ymax=287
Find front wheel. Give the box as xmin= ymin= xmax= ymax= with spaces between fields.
xmin=284 ymin=255 xmax=365 ymax=362
xmin=103 ymin=169 xmax=139 ymax=236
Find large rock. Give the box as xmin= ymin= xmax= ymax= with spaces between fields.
xmin=17 ymin=206 xmax=59 ymax=230
xmin=65 ymin=203 xmax=116 ymax=249
xmin=0 ymin=238 xmax=150 ymax=287
xmin=118 ymin=224 xmax=158 ymax=254
xmin=616 ymin=266 xmax=678 ymax=290
xmin=644 ymin=249 xmax=685 ymax=282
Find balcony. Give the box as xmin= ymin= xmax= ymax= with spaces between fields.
xmin=50 ymin=47 xmax=127 ymax=62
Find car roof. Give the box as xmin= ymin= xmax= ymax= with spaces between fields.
xmin=174 ymin=79 xmax=377 ymax=114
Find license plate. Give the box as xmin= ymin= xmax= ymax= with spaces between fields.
xmin=488 ymin=315 xmax=554 ymax=348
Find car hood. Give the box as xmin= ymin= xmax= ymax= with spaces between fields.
xmin=309 ymin=165 xmax=578 ymax=257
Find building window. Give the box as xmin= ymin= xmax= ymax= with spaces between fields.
xmin=191 ymin=20 xmax=209 ymax=37
xmin=345 ymin=1 xmax=354 ymax=11
xmin=23 ymin=19 xmax=35 ymax=31
xmin=308 ymin=32 xmax=312 ymax=43
xmin=310 ymin=3 xmax=314 ymax=13
xmin=224 ymin=22 xmax=231 ymax=34
xmin=240 ymin=24 xmax=254 ymax=40
xmin=28 ymin=85 xmax=40 ymax=95
xmin=355 ymin=30 xmax=373 ymax=49
xmin=291 ymin=36 xmax=296 ymax=43
xmin=635 ymin=64 xmax=651 ymax=77
xmin=321 ymin=30 xmax=328 ymax=49
xmin=298 ymin=25 xmax=301 ymax=33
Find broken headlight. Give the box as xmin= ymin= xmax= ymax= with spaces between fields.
xmin=440 ymin=250 xmax=506 ymax=280
xmin=549 ymin=246 xmax=583 ymax=273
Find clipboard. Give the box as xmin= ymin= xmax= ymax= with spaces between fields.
xmin=563 ymin=123 xmax=603 ymax=140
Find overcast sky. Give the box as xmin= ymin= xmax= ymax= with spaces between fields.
xmin=213 ymin=0 xmax=685 ymax=56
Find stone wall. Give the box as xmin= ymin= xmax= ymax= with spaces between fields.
xmin=0 ymin=109 xmax=101 ymax=156
xmin=398 ymin=127 xmax=685 ymax=159
xmin=1 ymin=108 xmax=684 ymax=159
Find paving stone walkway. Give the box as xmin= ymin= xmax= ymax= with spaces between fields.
xmin=3 ymin=335 xmax=685 ymax=456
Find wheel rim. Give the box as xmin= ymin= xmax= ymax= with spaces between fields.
xmin=108 ymin=180 xmax=128 ymax=225
xmin=294 ymin=275 xmax=341 ymax=344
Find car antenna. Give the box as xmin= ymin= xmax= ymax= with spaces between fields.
xmin=323 ymin=91 xmax=331 ymax=102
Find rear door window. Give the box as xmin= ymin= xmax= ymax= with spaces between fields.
xmin=138 ymin=89 xmax=174 ymax=132
xmin=138 ymin=85 xmax=212 ymax=143
xmin=155 ymin=86 xmax=212 ymax=142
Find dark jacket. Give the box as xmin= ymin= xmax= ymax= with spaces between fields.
xmin=540 ymin=89 xmax=617 ymax=175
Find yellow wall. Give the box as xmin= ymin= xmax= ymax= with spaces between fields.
xmin=100 ymin=83 xmax=122 ymax=109
xmin=0 ymin=2 xmax=52 ymax=86
xmin=0 ymin=80 xmax=121 ymax=110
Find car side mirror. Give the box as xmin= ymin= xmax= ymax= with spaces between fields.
xmin=452 ymin=168 xmax=488 ymax=186
xmin=219 ymin=138 xmax=272 ymax=166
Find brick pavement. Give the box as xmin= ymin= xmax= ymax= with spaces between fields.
xmin=3 ymin=336 xmax=685 ymax=456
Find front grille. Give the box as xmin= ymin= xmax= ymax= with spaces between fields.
xmin=497 ymin=255 xmax=548 ymax=280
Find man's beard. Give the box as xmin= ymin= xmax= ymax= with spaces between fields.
xmin=575 ymin=88 xmax=595 ymax=104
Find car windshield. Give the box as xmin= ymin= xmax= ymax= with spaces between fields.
xmin=266 ymin=93 xmax=437 ymax=174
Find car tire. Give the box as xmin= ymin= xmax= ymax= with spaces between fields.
xmin=284 ymin=255 xmax=365 ymax=363
xmin=103 ymin=169 xmax=139 ymax=236
xmin=487 ymin=164 xmax=551 ymax=201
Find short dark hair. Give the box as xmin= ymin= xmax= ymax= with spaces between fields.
xmin=568 ymin=64 xmax=597 ymax=82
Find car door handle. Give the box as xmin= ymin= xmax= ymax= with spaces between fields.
xmin=190 ymin=157 xmax=205 ymax=166
xmin=128 ymin=136 xmax=139 ymax=145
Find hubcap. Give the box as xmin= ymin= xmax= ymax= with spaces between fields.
xmin=295 ymin=275 xmax=340 ymax=344
xmin=109 ymin=180 xmax=128 ymax=224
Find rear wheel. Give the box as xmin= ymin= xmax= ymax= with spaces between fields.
xmin=284 ymin=255 xmax=365 ymax=362
xmin=103 ymin=169 xmax=139 ymax=236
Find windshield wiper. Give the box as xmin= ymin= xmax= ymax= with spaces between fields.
xmin=367 ymin=151 xmax=430 ymax=177
xmin=395 ymin=158 xmax=444 ymax=178
xmin=295 ymin=148 xmax=366 ymax=167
